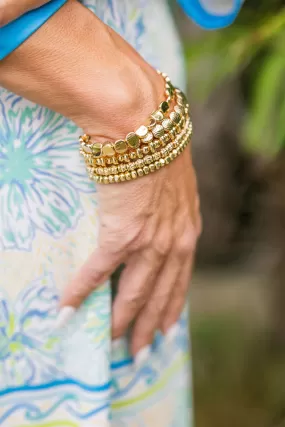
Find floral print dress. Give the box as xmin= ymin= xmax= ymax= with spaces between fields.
xmin=0 ymin=1 xmax=192 ymax=426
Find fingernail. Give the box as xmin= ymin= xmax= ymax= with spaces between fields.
xmin=135 ymin=345 xmax=151 ymax=368
xmin=165 ymin=324 xmax=180 ymax=343
xmin=112 ymin=338 xmax=125 ymax=352
xmin=55 ymin=306 xmax=76 ymax=329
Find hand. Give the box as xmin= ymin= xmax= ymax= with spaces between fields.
xmin=60 ymin=137 xmax=201 ymax=356
xmin=0 ymin=0 xmax=50 ymax=26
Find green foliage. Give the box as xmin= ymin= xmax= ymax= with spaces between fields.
xmin=185 ymin=6 xmax=285 ymax=157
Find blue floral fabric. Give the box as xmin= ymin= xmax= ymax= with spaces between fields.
xmin=0 ymin=1 xmax=192 ymax=426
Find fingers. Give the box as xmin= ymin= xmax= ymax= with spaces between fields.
xmin=111 ymin=251 xmax=163 ymax=340
xmin=60 ymin=246 xmax=125 ymax=310
xmin=0 ymin=0 xmax=49 ymax=27
xmin=130 ymin=252 xmax=181 ymax=355
xmin=161 ymin=255 xmax=194 ymax=333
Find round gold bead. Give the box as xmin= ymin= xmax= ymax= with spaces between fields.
xmin=114 ymin=139 xmax=128 ymax=154
xmin=144 ymin=155 xmax=153 ymax=165
xmin=151 ymin=110 xmax=164 ymax=122
xmin=159 ymin=101 xmax=169 ymax=113
xmin=154 ymin=140 xmax=160 ymax=149
xmin=125 ymin=172 xmax=131 ymax=181
xmin=130 ymin=151 xmax=137 ymax=160
xmin=142 ymin=132 xmax=154 ymax=144
xmin=131 ymin=171 xmax=138 ymax=179
xmin=155 ymin=161 xmax=161 ymax=170
xmin=153 ymin=152 xmax=161 ymax=161
xmin=120 ymin=173 xmax=126 ymax=182
xmin=173 ymin=149 xmax=178 ymax=157
xmin=114 ymin=174 xmax=120 ymax=183
xmin=102 ymin=143 xmax=115 ymax=157
xmin=152 ymin=124 xmax=164 ymax=139
xmin=123 ymin=154 xmax=130 ymax=163
xmin=136 ymin=148 xmax=144 ymax=159
xmin=108 ymin=175 xmax=115 ymax=183
xmin=136 ymin=125 xmax=148 ymax=138
xmin=136 ymin=159 xmax=144 ymax=168
xmin=160 ymin=158 xmax=166 ymax=167
xmin=137 ymin=168 xmax=144 ymax=177
xmin=112 ymin=156 xmax=119 ymax=165
xmin=149 ymin=164 xmax=156 ymax=173
xmin=106 ymin=157 xmax=113 ymax=165
xmin=103 ymin=177 xmax=109 ymax=184
xmin=126 ymin=132 xmax=140 ymax=149
xmin=170 ymin=152 xmax=175 ymax=160
xmin=143 ymin=166 xmax=150 ymax=175
xmin=142 ymin=146 xmax=150 ymax=155
xmin=118 ymin=155 xmax=125 ymax=163
xmin=149 ymin=142 xmax=156 ymax=153
xmin=91 ymin=142 xmax=102 ymax=158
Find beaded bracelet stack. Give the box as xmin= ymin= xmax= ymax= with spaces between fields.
xmin=79 ymin=71 xmax=192 ymax=184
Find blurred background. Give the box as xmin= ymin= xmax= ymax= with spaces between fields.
xmin=172 ymin=1 xmax=285 ymax=426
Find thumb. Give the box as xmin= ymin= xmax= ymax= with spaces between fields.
xmin=56 ymin=247 xmax=124 ymax=328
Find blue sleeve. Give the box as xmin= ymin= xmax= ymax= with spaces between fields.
xmin=177 ymin=0 xmax=243 ymax=30
xmin=0 ymin=0 xmax=67 ymax=60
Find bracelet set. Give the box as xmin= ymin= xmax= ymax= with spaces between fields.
xmin=79 ymin=71 xmax=192 ymax=184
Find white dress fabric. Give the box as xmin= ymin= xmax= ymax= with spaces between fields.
xmin=0 ymin=1 xmax=192 ymax=426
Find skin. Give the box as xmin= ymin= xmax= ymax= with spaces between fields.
xmin=0 ymin=0 xmax=201 ymax=355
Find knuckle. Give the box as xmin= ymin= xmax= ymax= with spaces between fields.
xmin=176 ymin=226 xmax=196 ymax=256
xmin=152 ymin=231 xmax=173 ymax=258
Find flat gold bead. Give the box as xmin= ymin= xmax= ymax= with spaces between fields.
xmin=160 ymin=101 xmax=169 ymax=113
xmin=170 ymin=111 xmax=181 ymax=124
xmin=162 ymin=118 xmax=174 ymax=131
xmin=125 ymin=172 xmax=131 ymax=181
xmin=149 ymin=164 xmax=155 ymax=172
xmin=103 ymin=177 xmax=109 ymax=184
xmin=102 ymin=143 xmax=115 ymax=157
xmin=91 ymin=143 xmax=102 ymax=158
xmin=81 ymin=144 xmax=93 ymax=154
xmin=114 ymin=139 xmax=128 ymax=154
xmin=170 ymin=152 xmax=175 ymax=160
xmin=137 ymin=168 xmax=144 ymax=177
xmin=151 ymin=110 xmax=164 ymax=122
xmin=142 ymin=132 xmax=154 ymax=144
xmin=149 ymin=142 xmax=156 ymax=153
xmin=136 ymin=125 xmax=148 ymax=138
xmin=152 ymin=124 xmax=164 ymax=138
xmin=120 ymin=164 xmax=127 ymax=172
xmin=108 ymin=175 xmax=115 ymax=183
xmin=174 ymin=105 xmax=184 ymax=115
xmin=147 ymin=118 xmax=156 ymax=129
xmin=126 ymin=132 xmax=140 ymax=149
xmin=160 ymin=158 xmax=166 ymax=167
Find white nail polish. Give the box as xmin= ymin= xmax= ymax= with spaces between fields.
xmin=55 ymin=306 xmax=76 ymax=329
xmin=135 ymin=346 xmax=151 ymax=368
xmin=112 ymin=338 xmax=125 ymax=352
xmin=165 ymin=324 xmax=180 ymax=343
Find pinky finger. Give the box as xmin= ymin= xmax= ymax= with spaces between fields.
xmin=161 ymin=256 xmax=194 ymax=334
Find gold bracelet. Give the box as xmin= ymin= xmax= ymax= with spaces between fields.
xmin=92 ymin=128 xmax=192 ymax=184
xmin=79 ymin=71 xmax=192 ymax=184
xmin=93 ymin=120 xmax=192 ymax=177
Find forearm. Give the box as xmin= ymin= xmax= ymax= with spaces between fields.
xmin=0 ymin=0 xmax=162 ymax=137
